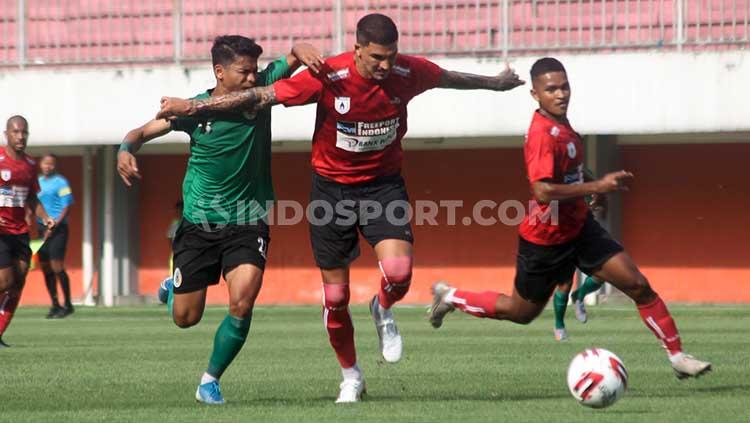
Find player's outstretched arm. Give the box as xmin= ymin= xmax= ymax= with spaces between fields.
xmin=157 ymin=86 xmax=279 ymax=120
xmin=118 ymin=119 xmax=172 ymax=187
xmin=532 ymin=170 xmax=634 ymax=204
xmin=438 ymin=65 xmax=525 ymax=91
xmin=287 ymin=42 xmax=324 ymax=74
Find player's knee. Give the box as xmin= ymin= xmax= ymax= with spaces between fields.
xmin=512 ymin=313 xmax=536 ymax=325
xmin=323 ymin=283 xmax=350 ymax=310
xmin=629 ymin=275 xmax=656 ymax=304
xmin=229 ymin=299 xmax=254 ymax=319
xmin=379 ymin=256 xmax=413 ymax=286
xmin=172 ymin=310 xmax=201 ymax=328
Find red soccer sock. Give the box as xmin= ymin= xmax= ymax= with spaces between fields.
xmin=0 ymin=291 xmax=20 ymax=335
xmin=377 ymin=256 xmax=413 ymax=309
xmin=637 ymin=296 xmax=683 ymax=355
xmin=323 ymin=284 xmax=356 ymax=368
xmin=448 ymin=289 xmax=500 ymax=318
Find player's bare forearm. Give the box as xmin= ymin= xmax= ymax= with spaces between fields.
xmin=533 ymin=170 xmax=633 ymax=204
xmin=438 ymin=68 xmax=524 ymax=91
xmin=533 ymin=181 xmax=602 ymax=204
xmin=121 ymin=119 xmax=171 ymax=154
xmin=56 ymin=206 xmax=71 ymax=224
xmin=33 ymin=198 xmax=51 ymax=222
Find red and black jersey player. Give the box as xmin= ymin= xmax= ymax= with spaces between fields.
xmin=427 ymin=58 xmax=711 ymax=380
xmin=157 ymin=14 xmax=525 ymax=402
xmin=0 ymin=115 xmax=56 ymax=348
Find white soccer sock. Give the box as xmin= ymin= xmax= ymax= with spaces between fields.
xmin=341 ymin=363 xmax=363 ymax=381
xmin=443 ymin=288 xmax=458 ymax=304
xmin=201 ymin=372 xmax=218 ymax=385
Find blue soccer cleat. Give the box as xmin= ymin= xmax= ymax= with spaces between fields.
xmin=195 ymin=380 xmax=225 ymax=405
xmin=157 ymin=277 xmax=173 ymax=305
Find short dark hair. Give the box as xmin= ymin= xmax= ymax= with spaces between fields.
xmin=211 ymin=35 xmax=263 ymax=66
xmin=530 ymin=57 xmax=566 ymax=80
xmin=356 ymin=13 xmax=399 ymax=46
xmin=6 ymin=115 xmax=28 ymax=130
xmin=41 ymin=153 xmax=58 ymax=161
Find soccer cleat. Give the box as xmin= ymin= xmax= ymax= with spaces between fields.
xmin=46 ymin=306 xmax=63 ymax=319
xmin=60 ymin=305 xmax=75 ymax=318
xmin=195 ymin=380 xmax=225 ymax=405
xmin=335 ymin=378 xmax=366 ymax=403
xmin=553 ymin=328 xmax=569 ymax=341
xmin=573 ymin=297 xmax=588 ymax=323
xmin=157 ymin=277 xmax=173 ymax=305
xmin=671 ymin=354 xmax=712 ymax=379
xmin=0 ymin=337 xmax=10 ymax=348
xmin=428 ymin=281 xmax=455 ymax=329
xmin=369 ymin=295 xmax=403 ymax=363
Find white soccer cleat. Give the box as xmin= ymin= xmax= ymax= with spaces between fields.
xmin=335 ymin=378 xmax=366 ymax=403
xmin=428 ymin=281 xmax=455 ymax=329
xmin=369 ymin=295 xmax=403 ymax=363
xmin=554 ymin=328 xmax=569 ymax=341
xmin=671 ymin=354 xmax=712 ymax=379
xmin=574 ymin=298 xmax=588 ymax=323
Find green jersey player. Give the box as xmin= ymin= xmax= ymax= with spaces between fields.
xmin=117 ymin=35 xmax=322 ymax=405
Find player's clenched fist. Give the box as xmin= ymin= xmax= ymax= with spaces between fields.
xmin=157 ymin=97 xmax=195 ymax=120
xmin=596 ymin=170 xmax=634 ymax=193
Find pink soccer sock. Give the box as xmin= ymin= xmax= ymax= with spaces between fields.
xmin=637 ymin=296 xmax=683 ymax=355
xmin=447 ymin=289 xmax=500 ymax=318
xmin=0 ymin=291 xmax=20 ymax=335
xmin=323 ymin=284 xmax=356 ymax=368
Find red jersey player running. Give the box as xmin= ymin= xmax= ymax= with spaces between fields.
xmin=428 ymin=58 xmax=711 ymax=379
xmin=0 ymin=115 xmax=56 ymax=348
xmin=157 ymin=13 xmax=524 ymax=402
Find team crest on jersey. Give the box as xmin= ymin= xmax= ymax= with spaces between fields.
xmin=550 ymin=126 xmax=561 ymax=137
xmin=335 ymin=97 xmax=351 ymax=114
xmin=567 ymin=142 xmax=577 ymax=159
xmin=172 ymin=268 xmax=182 ymax=288
xmin=1 ymin=170 xmax=10 ymax=181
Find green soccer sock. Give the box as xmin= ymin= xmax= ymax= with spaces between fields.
xmin=572 ymin=276 xmax=604 ymax=302
xmin=553 ymin=290 xmax=569 ymax=330
xmin=167 ymin=285 xmax=174 ymax=316
xmin=206 ymin=313 xmax=253 ymax=379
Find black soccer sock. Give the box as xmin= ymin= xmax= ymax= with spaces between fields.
xmin=56 ymin=271 xmax=72 ymax=307
xmin=44 ymin=272 xmax=60 ymax=307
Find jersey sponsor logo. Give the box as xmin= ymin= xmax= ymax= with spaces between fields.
xmin=334 ymin=97 xmax=351 ymax=114
xmin=1 ymin=170 xmax=10 ymax=182
xmin=393 ymin=65 xmax=411 ymax=77
xmin=389 ymin=96 xmax=402 ymax=105
xmin=335 ymin=118 xmax=400 ymax=153
xmin=0 ymin=185 xmax=29 ymax=207
xmin=327 ymin=68 xmax=350 ymax=82
xmin=172 ymin=268 xmax=182 ymax=288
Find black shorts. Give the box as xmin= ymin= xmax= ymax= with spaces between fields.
xmin=38 ymin=223 xmax=69 ymax=261
xmin=0 ymin=233 xmax=31 ymax=268
xmin=171 ymin=220 xmax=270 ymax=294
xmin=309 ymin=172 xmax=414 ymax=269
xmin=514 ymin=213 xmax=624 ymax=303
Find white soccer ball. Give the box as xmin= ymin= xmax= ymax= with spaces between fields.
xmin=567 ymin=348 xmax=628 ymax=408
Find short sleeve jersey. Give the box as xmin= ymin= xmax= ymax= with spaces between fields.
xmin=274 ymin=52 xmax=443 ymax=184
xmin=38 ymin=174 xmax=73 ymax=223
xmin=518 ymin=111 xmax=588 ymax=245
xmin=0 ymin=150 xmax=40 ymax=235
xmin=171 ymin=56 xmax=291 ymax=225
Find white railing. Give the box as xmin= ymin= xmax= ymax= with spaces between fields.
xmin=0 ymin=0 xmax=747 ymax=67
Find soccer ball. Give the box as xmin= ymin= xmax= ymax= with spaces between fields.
xmin=567 ymin=348 xmax=628 ymax=408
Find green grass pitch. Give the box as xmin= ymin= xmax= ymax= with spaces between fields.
xmin=2 ymin=305 xmax=747 ymax=423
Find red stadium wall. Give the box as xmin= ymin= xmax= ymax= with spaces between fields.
xmin=19 ymin=144 xmax=750 ymax=306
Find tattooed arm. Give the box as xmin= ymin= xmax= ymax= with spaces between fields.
xmin=156 ymin=86 xmax=279 ymax=120
xmin=438 ymin=67 xmax=525 ymax=91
